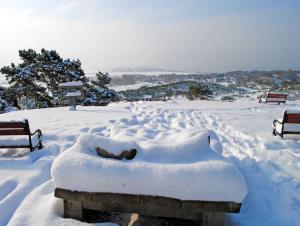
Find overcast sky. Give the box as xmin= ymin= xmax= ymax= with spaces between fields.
xmin=0 ymin=0 xmax=299 ymax=73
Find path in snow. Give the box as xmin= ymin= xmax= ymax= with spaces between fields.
xmin=103 ymin=102 xmax=300 ymax=226
xmin=203 ymin=113 xmax=300 ymax=226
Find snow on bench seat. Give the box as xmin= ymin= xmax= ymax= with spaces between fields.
xmin=0 ymin=135 xmax=40 ymax=147
xmin=64 ymin=91 xmax=82 ymax=97
xmin=274 ymin=120 xmax=300 ymax=134
xmin=58 ymin=81 xmax=83 ymax=87
xmin=51 ymin=131 xmax=247 ymax=203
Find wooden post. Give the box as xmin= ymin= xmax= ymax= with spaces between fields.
xmin=201 ymin=212 xmax=224 ymax=226
xmin=64 ymin=200 xmax=84 ymax=221
xmin=58 ymin=81 xmax=83 ymax=110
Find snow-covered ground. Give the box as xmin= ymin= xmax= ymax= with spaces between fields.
xmin=110 ymin=70 xmax=195 ymax=77
xmin=1 ymin=98 xmax=300 ymax=226
xmin=110 ymin=82 xmax=161 ymax=92
xmin=0 ymin=75 xmax=8 ymax=87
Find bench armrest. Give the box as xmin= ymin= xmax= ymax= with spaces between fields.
xmin=273 ymin=119 xmax=283 ymax=137
xmin=31 ymin=129 xmax=42 ymax=136
xmin=31 ymin=129 xmax=43 ymax=150
xmin=273 ymin=119 xmax=283 ymax=127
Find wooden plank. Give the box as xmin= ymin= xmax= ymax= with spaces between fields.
xmin=286 ymin=114 xmax=300 ymax=123
xmin=89 ymin=192 xmax=139 ymax=212
xmin=55 ymin=188 xmax=241 ymax=221
xmin=55 ymin=188 xmax=92 ymax=202
xmin=267 ymin=93 xmax=287 ymax=98
xmin=286 ymin=119 xmax=300 ymax=123
xmin=0 ymin=122 xmax=25 ymax=128
xmin=283 ymin=131 xmax=300 ymax=135
xmin=287 ymin=114 xmax=300 ymax=119
xmin=83 ymin=201 xmax=202 ymax=220
xmin=138 ymin=195 xmax=202 ymax=220
xmin=182 ymin=200 xmax=240 ymax=213
xmin=0 ymin=129 xmax=27 ymax=136
xmin=55 ymin=189 xmax=241 ymax=213
xmin=85 ymin=193 xmax=201 ymax=220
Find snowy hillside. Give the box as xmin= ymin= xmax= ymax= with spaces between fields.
xmin=110 ymin=70 xmax=300 ymax=93
xmin=1 ymin=98 xmax=300 ymax=226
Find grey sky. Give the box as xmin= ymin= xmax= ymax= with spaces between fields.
xmin=0 ymin=0 xmax=299 ymax=72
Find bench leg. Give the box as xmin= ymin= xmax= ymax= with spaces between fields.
xmin=64 ymin=200 xmax=83 ymax=221
xmin=201 ymin=212 xmax=224 ymax=226
xmin=38 ymin=141 xmax=43 ymax=150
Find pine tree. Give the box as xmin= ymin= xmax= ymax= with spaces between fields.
xmin=83 ymin=71 xmax=118 ymax=106
xmin=0 ymin=48 xmax=88 ymax=109
xmin=91 ymin=71 xmax=112 ymax=88
xmin=0 ymin=57 xmax=52 ymax=109
xmin=37 ymin=48 xmax=87 ymax=97
xmin=0 ymin=86 xmax=14 ymax=113
xmin=187 ymin=83 xmax=213 ymax=100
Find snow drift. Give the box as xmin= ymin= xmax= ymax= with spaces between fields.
xmin=51 ymin=131 xmax=247 ymax=203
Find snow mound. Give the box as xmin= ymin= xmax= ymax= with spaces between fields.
xmin=51 ymin=132 xmax=247 ymax=203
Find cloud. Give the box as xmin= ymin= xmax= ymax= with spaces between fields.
xmin=0 ymin=2 xmax=299 ymax=72
xmin=55 ymin=1 xmax=86 ymax=13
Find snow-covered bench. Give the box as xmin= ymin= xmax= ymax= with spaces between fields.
xmin=0 ymin=119 xmax=42 ymax=152
xmin=52 ymin=132 xmax=247 ymax=225
xmin=259 ymin=93 xmax=287 ymax=104
xmin=273 ymin=110 xmax=300 ymax=138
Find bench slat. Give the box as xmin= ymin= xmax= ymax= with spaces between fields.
xmin=287 ymin=114 xmax=300 ymax=119
xmin=0 ymin=122 xmax=25 ymax=128
xmin=0 ymin=145 xmax=30 ymax=149
xmin=267 ymin=94 xmax=287 ymax=98
xmin=286 ymin=119 xmax=300 ymax=123
xmin=285 ymin=113 xmax=300 ymax=123
xmin=0 ymin=129 xmax=27 ymax=136
xmin=266 ymin=97 xmax=286 ymax=100
xmin=283 ymin=131 xmax=300 ymax=135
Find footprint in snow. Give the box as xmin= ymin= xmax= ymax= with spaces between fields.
xmin=79 ymin=127 xmax=89 ymax=132
xmin=108 ymin=119 xmax=116 ymax=124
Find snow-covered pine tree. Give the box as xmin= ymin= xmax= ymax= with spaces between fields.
xmin=0 ymin=50 xmax=53 ymax=110
xmin=91 ymin=71 xmax=111 ymax=88
xmin=0 ymin=49 xmax=88 ymax=109
xmin=187 ymin=83 xmax=213 ymax=100
xmin=83 ymin=71 xmax=118 ymax=106
xmin=37 ymin=49 xmax=87 ymax=99
xmin=0 ymin=86 xmax=15 ymax=113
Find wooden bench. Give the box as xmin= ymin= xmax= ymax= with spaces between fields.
xmin=260 ymin=93 xmax=287 ymax=104
xmin=55 ymin=188 xmax=242 ymax=226
xmin=0 ymin=119 xmax=42 ymax=152
xmin=273 ymin=110 xmax=300 ymax=138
